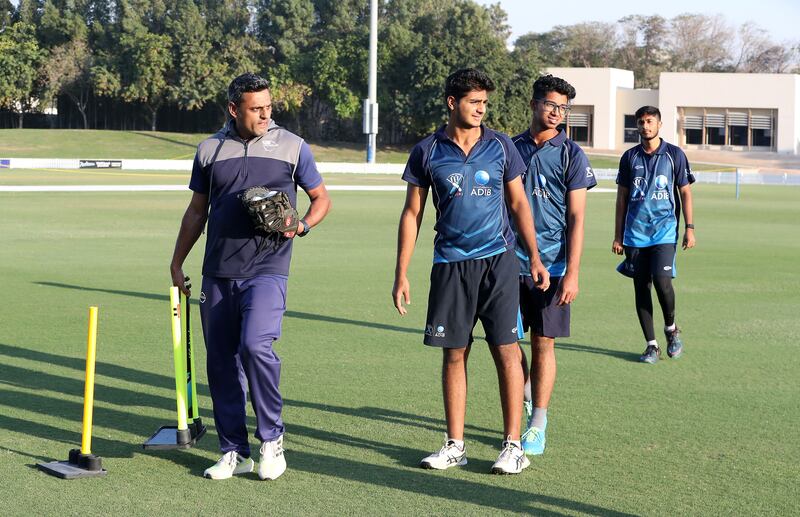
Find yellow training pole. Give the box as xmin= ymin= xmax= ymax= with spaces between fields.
xmin=170 ymin=287 xmax=188 ymax=431
xmin=80 ymin=306 xmax=99 ymax=455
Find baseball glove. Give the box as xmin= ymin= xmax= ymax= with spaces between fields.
xmin=240 ymin=186 xmax=299 ymax=235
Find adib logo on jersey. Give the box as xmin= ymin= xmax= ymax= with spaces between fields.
xmin=651 ymin=174 xmax=669 ymax=200
xmin=471 ymin=170 xmax=492 ymax=196
xmin=532 ymin=173 xmax=551 ymax=199
xmin=447 ymin=173 xmax=464 ymax=197
xmin=631 ymin=176 xmax=647 ymax=200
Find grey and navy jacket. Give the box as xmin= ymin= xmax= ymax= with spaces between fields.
xmin=189 ymin=120 xmax=322 ymax=278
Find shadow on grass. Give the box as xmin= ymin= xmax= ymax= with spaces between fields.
xmin=556 ymin=342 xmax=641 ymax=362
xmin=34 ymin=281 xmax=421 ymax=335
xmin=132 ymin=131 xmax=198 ymax=149
xmin=287 ymin=449 xmax=637 ymax=516
xmin=285 ymin=399 xmax=500 ymax=447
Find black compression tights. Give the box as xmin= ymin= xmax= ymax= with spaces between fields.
xmin=633 ymin=275 xmax=676 ymax=342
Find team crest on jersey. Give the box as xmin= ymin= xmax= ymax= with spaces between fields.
xmin=447 ymin=173 xmax=464 ymax=196
xmin=471 ymin=170 xmax=492 ymax=196
xmin=262 ymin=140 xmax=279 ymax=152
xmin=532 ymin=173 xmax=551 ymax=200
xmin=651 ymin=174 xmax=669 ymax=200
xmin=631 ymin=176 xmax=647 ymax=200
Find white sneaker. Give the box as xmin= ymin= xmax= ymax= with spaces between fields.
xmin=203 ymin=451 xmax=254 ymax=480
xmin=491 ymin=437 xmax=530 ymax=475
xmin=419 ymin=436 xmax=467 ymax=470
xmin=258 ymin=435 xmax=287 ymax=480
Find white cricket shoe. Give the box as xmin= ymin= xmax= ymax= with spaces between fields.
xmin=491 ymin=437 xmax=530 ymax=475
xmin=419 ymin=437 xmax=467 ymax=470
xmin=203 ymin=451 xmax=254 ymax=480
xmin=258 ymin=435 xmax=287 ymax=480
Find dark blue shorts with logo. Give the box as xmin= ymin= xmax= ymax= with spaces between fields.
xmin=424 ymin=249 xmax=520 ymax=348
xmin=519 ymin=275 xmax=570 ymax=338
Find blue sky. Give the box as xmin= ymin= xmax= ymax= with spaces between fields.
xmin=475 ymin=0 xmax=800 ymax=44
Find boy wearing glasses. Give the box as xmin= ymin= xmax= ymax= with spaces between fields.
xmin=511 ymin=74 xmax=596 ymax=456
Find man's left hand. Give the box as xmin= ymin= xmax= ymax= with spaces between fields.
xmin=683 ymin=228 xmax=696 ymax=250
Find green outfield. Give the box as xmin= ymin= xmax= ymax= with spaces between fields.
xmin=0 ymin=129 xmax=733 ymax=170
xmin=0 ymin=167 xmax=797 ymax=515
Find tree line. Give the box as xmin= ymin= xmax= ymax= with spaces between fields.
xmin=1 ymin=1 xmax=797 ymax=141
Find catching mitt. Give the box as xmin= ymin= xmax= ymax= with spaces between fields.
xmin=240 ymin=186 xmax=299 ymax=235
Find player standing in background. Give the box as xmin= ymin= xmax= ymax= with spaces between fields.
xmin=393 ymin=68 xmax=549 ymax=475
xmin=511 ymin=74 xmax=596 ymax=456
xmin=613 ymin=105 xmax=695 ymax=364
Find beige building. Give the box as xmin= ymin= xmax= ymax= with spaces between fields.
xmin=546 ymin=67 xmax=800 ymax=155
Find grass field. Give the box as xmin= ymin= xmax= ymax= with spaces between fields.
xmin=0 ymin=164 xmax=797 ymax=516
xmin=0 ymin=129 xmax=733 ymax=171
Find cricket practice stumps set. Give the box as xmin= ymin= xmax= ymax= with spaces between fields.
xmin=38 ymin=282 xmax=206 ymax=480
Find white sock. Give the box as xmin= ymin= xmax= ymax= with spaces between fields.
xmin=531 ymin=408 xmax=548 ymax=430
xmin=507 ymin=439 xmax=522 ymax=448
xmin=665 ymin=324 xmax=676 ymax=332
xmin=523 ymin=378 xmax=532 ymax=402
xmin=448 ymin=438 xmax=464 ymax=449
xmin=647 ymin=339 xmax=659 ymax=349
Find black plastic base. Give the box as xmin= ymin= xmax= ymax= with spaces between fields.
xmin=143 ymin=418 xmax=206 ymax=450
xmin=37 ymin=449 xmax=107 ymax=479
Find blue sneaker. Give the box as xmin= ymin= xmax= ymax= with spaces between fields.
xmin=665 ymin=327 xmax=684 ymax=358
xmin=639 ymin=345 xmax=661 ymax=364
xmin=523 ymin=400 xmax=533 ymax=428
xmin=521 ymin=419 xmax=546 ymax=456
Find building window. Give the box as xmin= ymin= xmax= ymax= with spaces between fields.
xmin=623 ymin=115 xmax=638 ymax=143
xmin=705 ymin=113 xmax=725 ymax=145
xmin=728 ymin=112 xmax=748 ymax=146
xmin=683 ymin=115 xmax=703 ymax=145
xmin=750 ymin=115 xmax=773 ymax=148
xmin=567 ymin=109 xmax=592 ymax=146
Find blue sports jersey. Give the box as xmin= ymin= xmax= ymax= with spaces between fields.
xmin=617 ymin=139 xmax=694 ymax=248
xmin=403 ymin=124 xmax=526 ymax=264
xmin=512 ymin=130 xmax=597 ymax=276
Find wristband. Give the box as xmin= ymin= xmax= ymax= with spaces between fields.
xmin=685 ymin=223 xmax=694 ymax=229
xmin=298 ymin=219 xmax=311 ymax=237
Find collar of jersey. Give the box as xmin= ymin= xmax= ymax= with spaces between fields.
xmin=638 ymin=138 xmax=668 ymax=155
xmin=224 ymin=119 xmax=280 ymax=143
xmin=434 ymin=123 xmax=494 ymax=143
xmin=517 ymin=128 xmax=566 ymax=148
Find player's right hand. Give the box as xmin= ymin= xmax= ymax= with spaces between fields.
xmin=392 ymin=276 xmax=411 ymax=315
xmin=531 ymin=260 xmax=551 ymax=292
xmin=171 ymin=266 xmax=191 ymax=297
xmin=611 ymin=240 xmax=624 ymax=255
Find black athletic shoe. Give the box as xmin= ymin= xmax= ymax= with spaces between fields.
xmin=665 ymin=327 xmax=684 ymax=358
xmin=639 ymin=345 xmax=661 ymax=364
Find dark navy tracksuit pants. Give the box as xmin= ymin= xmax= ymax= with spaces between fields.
xmin=199 ymin=274 xmax=287 ymax=457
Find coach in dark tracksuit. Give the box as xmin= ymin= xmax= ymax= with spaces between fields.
xmin=170 ymin=73 xmax=331 ymax=481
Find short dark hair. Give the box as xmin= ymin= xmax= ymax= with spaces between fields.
xmin=532 ymin=74 xmax=576 ymax=101
xmin=227 ymin=72 xmax=269 ymax=106
xmin=635 ymin=105 xmax=661 ymax=121
xmin=444 ymin=68 xmax=495 ymax=104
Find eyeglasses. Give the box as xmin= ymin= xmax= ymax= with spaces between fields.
xmin=535 ymin=99 xmax=571 ymax=116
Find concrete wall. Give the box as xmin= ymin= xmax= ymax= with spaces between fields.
xmin=546 ymin=67 xmax=634 ymax=149
xmin=658 ymin=72 xmax=800 ymax=154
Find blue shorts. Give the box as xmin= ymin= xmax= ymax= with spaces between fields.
xmin=618 ymin=244 xmax=677 ymax=279
xmin=424 ymin=249 xmax=520 ymax=348
xmin=519 ymin=275 xmax=570 ymax=338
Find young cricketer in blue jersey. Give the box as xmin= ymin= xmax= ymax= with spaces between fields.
xmin=170 ymin=73 xmax=331 ymax=481
xmin=511 ymin=75 xmax=596 ymax=456
xmin=393 ymin=69 xmax=549 ymax=475
xmin=613 ymin=105 xmax=696 ymax=364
